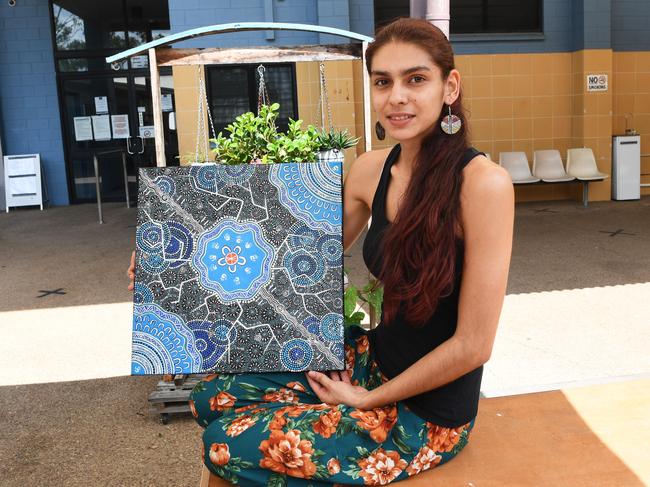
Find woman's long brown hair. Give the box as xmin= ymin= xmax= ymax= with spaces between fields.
xmin=365 ymin=18 xmax=470 ymax=326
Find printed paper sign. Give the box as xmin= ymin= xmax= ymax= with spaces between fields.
xmin=111 ymin=114 xmax=130 ymax=139
xmin=139 ymin=125 xmax=155 ymax=138
xmin=91 ymin=115 xmax=111 ymax=141
xmin=162 ymin=94 xmax=173 ymax=112
xmin=73 ymin=116 xmax=93 ymax=141
xmin=94 ymin=96 xmax=109 ymax=114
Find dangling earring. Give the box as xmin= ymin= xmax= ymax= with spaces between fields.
xmin=375 ymin=121 xmax=385 ymax=141
xmin=440 ymin=104 xmax=461 ymax=135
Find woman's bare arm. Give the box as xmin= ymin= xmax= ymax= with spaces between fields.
xmin=355 ymin=158 xmax=514 ymax=409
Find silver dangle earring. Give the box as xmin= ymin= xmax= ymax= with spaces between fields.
xmin=440 ymin=104 xmax=461 ymax=135
xmin=375 ymin=121 xmax=385 ymax=140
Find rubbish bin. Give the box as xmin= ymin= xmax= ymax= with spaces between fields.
xmin=612 ymin=135 xmax=640 ymax=200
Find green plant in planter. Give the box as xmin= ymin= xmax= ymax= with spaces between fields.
xmin=209 ymin=103 xmax=321 ymax=164
xmin=264 ymin=120 xmax=321 ymax=163
xmin=316 ymin=129 xmax=360 ymax=151
xmin=344 ymin=270 xmax=383 ymax=328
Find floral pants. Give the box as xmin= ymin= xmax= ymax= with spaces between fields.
xmin=189 ymin=325 xmax=475 ymax=486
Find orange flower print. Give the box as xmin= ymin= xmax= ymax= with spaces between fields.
xmin=345 ymin=344 xmax=356 ymax=371
xmin=312 ymin=407 xmax=342 ymax=438
xmin=259 ymin=429 xmax=317 ymax=479
xmin=263 ymin=388 xmax=299 ymax=403
xmin=189 ymin=399 xmax=198 ymax=418
xmin=209 ymin=391 xmax=236 ymax=411
xmin=269 ymin=411 xmax=288 ymax=431
xmin=204 ymin=374 xmax=219 ymax=382
xmin=234 ymin=403 xmax=260 ymax=414
xmin=286 ymin=381 xmax=307 ymax=392
xmin=350 ymin=405 xmax=398 ymax=443
xmin=405 ymin=446 xmax=442 ymax=476
xmin=426 ymin=422 xmax=469 ymax=452
xmin=226 ymin=415 xmax=257 ymax=437
xmin=327 ymin=458 xmax=341 ymax=475
xmin=356 ymin=335 xmax=369 ymax=354
xmin=209 ymin=443 xmax=230 ymax=466
xmin=358 ymin=449 xmax=407 ymax=485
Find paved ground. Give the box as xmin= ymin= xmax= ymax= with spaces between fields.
xmin=1 ymin=197 xmax=649 ymax=486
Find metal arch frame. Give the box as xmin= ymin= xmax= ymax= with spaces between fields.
xmin=106 ymin=22 xmax=373 ymax=63
xmin=106 ymin=22 xmax=375 ymax=167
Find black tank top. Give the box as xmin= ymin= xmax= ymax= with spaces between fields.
xmin=362 ymin=144 xmax=484 ymax=428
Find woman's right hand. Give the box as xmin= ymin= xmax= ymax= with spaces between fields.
xmin=127 ymin=250 xmax=135 ymax=291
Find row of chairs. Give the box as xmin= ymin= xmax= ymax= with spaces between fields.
xmin=488 ymin=148 xmax=608 ymax=207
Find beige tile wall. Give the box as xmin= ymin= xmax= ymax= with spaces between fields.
xmin=613 ymin=51 xmax=650 ymax=196
xmin=171 ymin=50 xmax=648 ymax=201
xmin=172 ymin=65 xmax=209 ymax=165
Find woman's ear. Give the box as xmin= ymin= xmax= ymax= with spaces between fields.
xmin=445 ymin=69 xmax=462 ymax=105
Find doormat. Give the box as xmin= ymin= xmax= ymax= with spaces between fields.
xmin=132 ymin=162 xmax=343 ymax=374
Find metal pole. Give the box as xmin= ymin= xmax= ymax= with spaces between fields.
xmin=362 ymin=41 xmax=372 ymax=153
xmin=122 ymin=151 xmax=130 ymax=208
xmin=426 ymin=0 xmax=450 ymax=39
xmin=583 ymin=182 xmax=589 ymax=207
xmin=93 ymin=154 xmax=103 ymax=224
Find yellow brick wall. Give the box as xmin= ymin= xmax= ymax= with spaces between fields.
xmin=613 ymin=51 xmax=650 ymax=196
xmin=171 ymin=51 xmax=648 ymax=202
xmin=172 ymin=65 xmax=209 ymax=165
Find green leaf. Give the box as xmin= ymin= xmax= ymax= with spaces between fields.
xmin=355 ymin=445 xmax=370 ymax=457
xmin=238 ymin=383 xmax=263 ymax=394
xmin=267 ymin=472 xmax=287 ymax=487
xmin=342 ymin=466 xmax=361 ymax=480
xmin=344 ymin=286 xmax=358 ymax=316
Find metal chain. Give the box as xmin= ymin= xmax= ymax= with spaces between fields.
xmin=195 ymin=66 xmax=207 ymax=163
xmin=257 ymin=64 xmax=270 ymax=113
xmin=316 ymin=62 xmax=333 ymax=131
xmin=194 ymin=66 xmax=217 ymax=163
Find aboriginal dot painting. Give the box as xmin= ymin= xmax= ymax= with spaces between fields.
xmin=132 ymin=161 xmax=344 ymax=374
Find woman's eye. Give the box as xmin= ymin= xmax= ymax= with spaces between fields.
xmin=374 ymin=79 xmax=389 ymax=86
xmin=409 ymin=76 xmax=425 ymax=83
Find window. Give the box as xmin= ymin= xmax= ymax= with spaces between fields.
xmin=374 ymin=0 xmax=409 ymax=30
xmin=372 ymin=1 xmax=543 ymax=35
xmin=207 ymin=64 xmax=298 ymax=135
xmin=451 ymin=0 xmax=542 ymax=34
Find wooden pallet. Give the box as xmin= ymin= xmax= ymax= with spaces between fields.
xmin=148 ymin=374 xmax=206 ymax=424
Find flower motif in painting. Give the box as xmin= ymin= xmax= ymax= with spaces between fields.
xmin=193 ymin=219 xmax=274 ymax=302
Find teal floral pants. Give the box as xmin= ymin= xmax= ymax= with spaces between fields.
xmin=190 ymin=325 xmax=474 ymax=486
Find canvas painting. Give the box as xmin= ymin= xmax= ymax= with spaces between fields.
xmin=132 ymin=161 xmax=344 ymax=375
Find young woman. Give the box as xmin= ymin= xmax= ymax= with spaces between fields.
xmin=128 ymin=17 xmax=514 ymax=486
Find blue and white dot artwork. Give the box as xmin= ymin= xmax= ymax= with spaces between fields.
xmin=133 ymin=161 xmax=343 ymax=374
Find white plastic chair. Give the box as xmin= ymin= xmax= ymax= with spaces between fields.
xmin=499 ymin=152 xmax=540 ymax=184
xmin=566 ymin=148 xmax=609 ymax=180
xmin=532 ymin=150 xmax=575 ymax=182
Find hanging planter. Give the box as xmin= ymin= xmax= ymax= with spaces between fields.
xmin=315 ymin=129 xmax=360 ymax=165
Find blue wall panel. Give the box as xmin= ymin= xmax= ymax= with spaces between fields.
xmin=451 ymin=0 xmax=572 ymax=55
xmin=168 ymin=0 xmax=321 ymax=48
xmin=612 ymin=0 xmax=650 ymax=51
xmin=0 ymin=1 xmax=69 ymax=206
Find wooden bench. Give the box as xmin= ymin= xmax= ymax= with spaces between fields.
xmin=200 ymin=378 xmax=649 ymax=486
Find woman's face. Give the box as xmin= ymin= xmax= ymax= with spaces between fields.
xmin=370 ymin=41 xmax=460 ymax=144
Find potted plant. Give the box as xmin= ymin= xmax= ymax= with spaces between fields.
xmin=316 ymin=129 xmax=360 ymax=164
xmin=209 ymin=103 xmax=322 ymax=164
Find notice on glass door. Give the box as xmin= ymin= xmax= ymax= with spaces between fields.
xmin=73 ymin=116 xmax=93 ymax=141
xmin=111 ymin=114 xmax=130 ymax=139
xmin=92 ymin=115 xmax=111 ymax=141
xmin=94 ymin=96 xmax=109 ymax=114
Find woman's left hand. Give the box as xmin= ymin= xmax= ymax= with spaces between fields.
xmin=305 ymin=370 xmax=371 ymax=409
